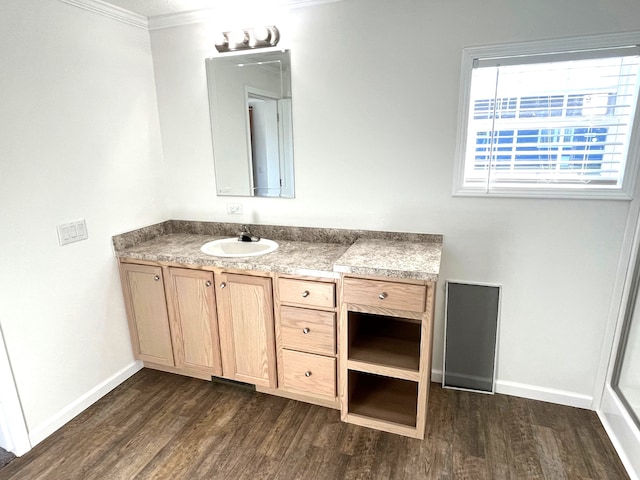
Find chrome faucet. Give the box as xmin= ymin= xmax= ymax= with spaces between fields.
xmin=238 ymin=225 xmax=261 ymax=242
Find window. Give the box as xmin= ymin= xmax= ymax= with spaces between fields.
xmin=454 ymin=34 xmax=640 ymax=199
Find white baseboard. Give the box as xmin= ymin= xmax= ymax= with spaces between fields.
xmin=28 ymin=361 xmax=143 ymax=447
xmin=432 ymin=370 xmax=591 ymax=409
xmin=495 ymin=379 xmax=592 ymax=409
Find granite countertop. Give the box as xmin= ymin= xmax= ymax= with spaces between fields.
xmin=333 ymin=238 xmax=442 ymax=280
xmin=113 ymin=221 xmax=442 ymax=281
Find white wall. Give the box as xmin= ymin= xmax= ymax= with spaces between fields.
xmin=151 ymin=0 xmax=640 ymax=403
xmin=0 ymin=0 xmax=166 ymax=443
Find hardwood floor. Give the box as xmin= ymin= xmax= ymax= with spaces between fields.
xmin=0 ymin=369 xmax=629 ymax=479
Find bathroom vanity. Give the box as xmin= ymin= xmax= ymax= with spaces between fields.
xmin=114 ymin=221 xmax=442 ymax=439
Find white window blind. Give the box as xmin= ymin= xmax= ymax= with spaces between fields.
xmin=457 ymin=42 xmax=640 ymax=198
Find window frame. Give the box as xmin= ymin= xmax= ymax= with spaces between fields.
xmin=453 ymin=32 xmax=640 ymax=200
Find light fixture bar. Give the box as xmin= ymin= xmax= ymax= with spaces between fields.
xmin=215 ymin=26 xmax=280 ymax=53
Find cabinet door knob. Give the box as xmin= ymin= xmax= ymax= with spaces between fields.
xmin=304 ymin=371 xmax=312 ymax=377
xmin=302 ymin=327 xmax=310 ymax=334
xmin=153 ymin=275 xmax=160 ymax=281
xmin=220 ymin=282 xmax=227 ymax=289
xmin=205 ymin=280 xmax=212 ymax=287
xmin=378 ymin=292 xmax=387 ymax=300
xmin=301 ymin=290 xmax=310 ymax=298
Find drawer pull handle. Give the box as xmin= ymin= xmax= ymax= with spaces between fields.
xmin=302 ymin=327 xmax=310 ymax=334
xmin=220 ymin=282 xmax=227 ymax=289
xmin=154 ymin=275 xmax=160 ymax=281
xmin=301 ymin=290 xmax=310 ymax=298
xmin=378 ymin=292 xmax=387 ymax=300
xmin=205 ymin=280 xmax=212 ymax=287
xmin=304 ymin=371 xmax=312 ymax=377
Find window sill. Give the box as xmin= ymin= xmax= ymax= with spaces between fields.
xmin=452 ymin=186 xmax=633 ymax=201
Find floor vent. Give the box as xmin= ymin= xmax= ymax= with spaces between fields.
xmin=211 ymin=377 xmax=256 ymax=391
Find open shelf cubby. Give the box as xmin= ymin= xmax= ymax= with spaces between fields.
xmin=348 ymin=370 xmax=418 ymax=427
xmin=347 ymin=311 xmax=421 ymax=372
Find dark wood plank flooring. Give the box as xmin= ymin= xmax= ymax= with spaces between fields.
xmin=0 ymin=369 xmax=629 ymax=479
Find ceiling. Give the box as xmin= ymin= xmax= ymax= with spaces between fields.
xmin=101 ymin=0 xmax=328 ymax=18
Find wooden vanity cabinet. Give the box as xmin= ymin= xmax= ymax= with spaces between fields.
xmin=274 ymin=276 xmax=339 ymax=407
xmin=119 ymin=260 xmax=435 ymax=439
xmin=215 ymin=272 xmax=277 ymax=388
xmin=166 ymin=268 xmax=222 ymax=377
xmin=119 ymin=263 xmax=174 ymax=367
xmin=339 ymin=275 xmax=435 ymax=439
xmin=120 ymin=262 xmax=277 ymax=384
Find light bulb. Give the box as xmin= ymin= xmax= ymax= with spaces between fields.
xmin=214 ymin=32 xmax=228 ymax=47
xmin=229 ymin=30 xmax=248 ymax=46
xmin=253 ymin=26 xmax=270 ymax=42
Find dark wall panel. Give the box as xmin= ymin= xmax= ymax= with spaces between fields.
xmin=444 ymin=282 xmax=500 ymax=392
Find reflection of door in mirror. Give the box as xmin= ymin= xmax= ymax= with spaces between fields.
xmin=247 ymin=91 xmax=280 ymax=197
xmin=206 ymin=50 xmax=295 ymax=198
xmin=277 ymin=98 xmax=294 ymax=198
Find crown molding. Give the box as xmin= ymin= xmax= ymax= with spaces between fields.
xmin=59 ymin=0 xmax=341 ymax=31
xmin=149 ymin=0 xmax=342 ymax=30
xmin=58 ymin=0 xmax=149 ymax=29
xmin=148 ymin=9 xmax=215 ymax=30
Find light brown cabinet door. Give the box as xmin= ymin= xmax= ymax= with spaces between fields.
xmin=216 ymin=273 xmax=277 ymax=388
xmin=167 ymin=268 xmax=222 ymax=376
xmin=119 ymin=263 xmax=174 ymax=367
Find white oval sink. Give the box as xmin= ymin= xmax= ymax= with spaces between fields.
xmin=200 ymin=238 xmax=278 ymax=258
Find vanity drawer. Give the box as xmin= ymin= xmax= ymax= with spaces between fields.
xmin=280 ymin=306 xmax=336 ymax=355
xmin=281 ymin=349 xmax=336 ymax=397
xmin=279 ymin=278 xmax=336 ymax=309
xmin=343 ymin=277 xmax=426 ymax=313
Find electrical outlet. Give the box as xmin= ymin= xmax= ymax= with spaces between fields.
xmin=57 ymin=219 xmax=88 ymax=246
xmin=227 ymin=203 xmax=243 ymax=215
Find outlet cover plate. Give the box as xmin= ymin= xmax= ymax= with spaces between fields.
xmin=227 ymin=203 xmax=243 ymax=215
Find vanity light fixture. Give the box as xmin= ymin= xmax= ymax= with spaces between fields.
xmin=215 ymin=26 xmax=280 ymax=53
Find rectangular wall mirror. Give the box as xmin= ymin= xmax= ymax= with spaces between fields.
xmin=205 ymin=50 xmax=294 ymax=198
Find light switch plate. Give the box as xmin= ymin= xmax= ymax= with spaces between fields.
xmin=57 ymin=219 xmax=88 ymax=246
